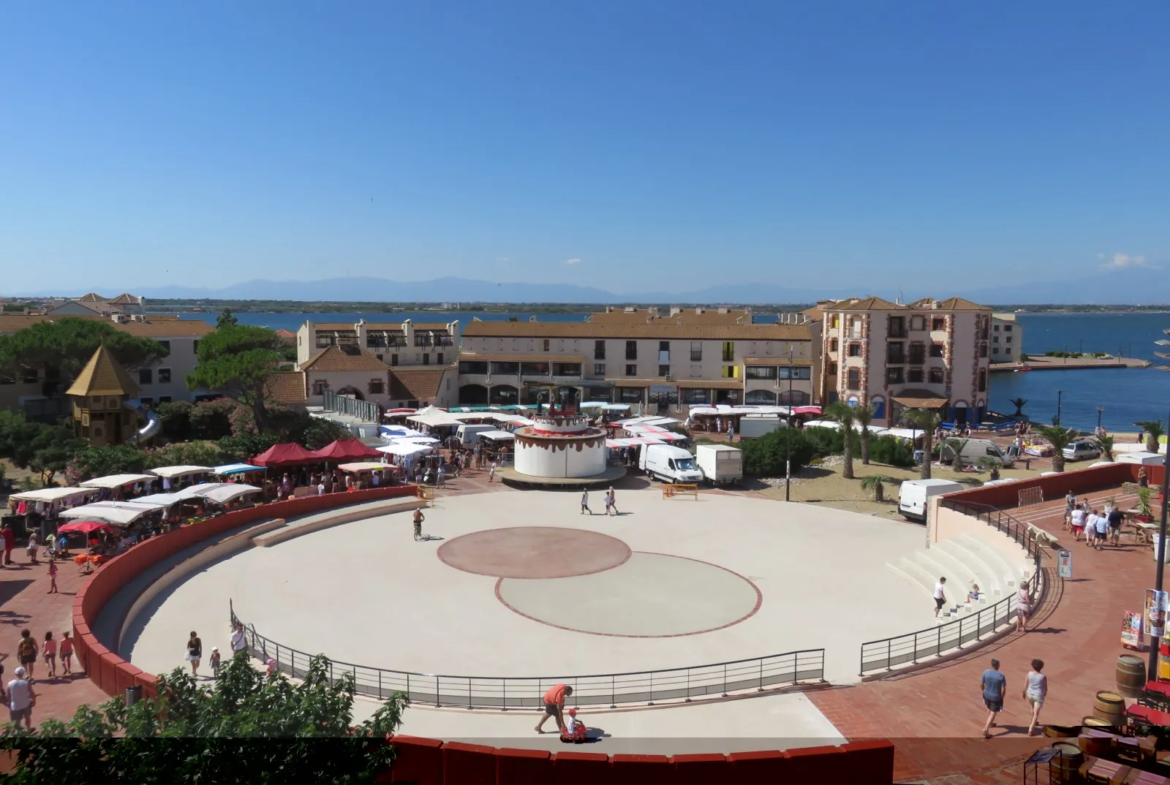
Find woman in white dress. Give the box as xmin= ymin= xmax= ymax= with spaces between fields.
xmin=1015 ymin=584 xmax=1032 ymax=633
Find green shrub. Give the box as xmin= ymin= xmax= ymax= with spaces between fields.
xmin=157 ymin=400 xmax=194 ymax=442
xmin=143 ymin=441 xmax=225 ymax=469
xmin=740 ymin=428 xmax=817 ymax=476
xmin=867 ymin=435 xmax=916 ymax=468
xmin=66 ymin=444 xmax=147 ymax=484
xmin=802 ymin=426 xmax=845 ymax=457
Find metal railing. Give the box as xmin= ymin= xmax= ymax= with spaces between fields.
xmin=322 ymin=389 xmax=380 ymax=424
xmin=230 ymin=601 xmax=823 ymax=709
xmin=859 ymin=501 xmax=1050 ymax=675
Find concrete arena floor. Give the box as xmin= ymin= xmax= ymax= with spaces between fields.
xmin=126 ymin=490 xmax=928 ymax=688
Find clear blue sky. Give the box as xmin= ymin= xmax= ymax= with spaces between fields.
xmin=1 ymin=1 xmax=1167 ymax=294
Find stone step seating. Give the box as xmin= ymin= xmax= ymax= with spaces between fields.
xmin=953 ymin=533 xmax=1032 ymax=588
xmin=252 ymin=498 xmax=422 ymax=547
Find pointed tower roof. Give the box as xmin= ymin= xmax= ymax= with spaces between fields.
xmin=66 ymin=344 xmax=141 ymax=398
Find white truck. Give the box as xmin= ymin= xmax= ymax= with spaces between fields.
xmin=695 ymin=444 xmax=743 ymax=485
xmin=898 ymin=478 xmax=964 ymax=523
xmin=1118 ymin=451 xmax=1165 ymax=466
xmin=639 ymin=444 xmax=704 ymax=484
xmin=456 ymin=423 xmax=496 ymax=445
xmin=738 ymin=414 xmax=784 ymax=439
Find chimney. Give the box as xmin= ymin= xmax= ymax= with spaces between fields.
xmin=670 ymin=307 xmax=682 ymax=317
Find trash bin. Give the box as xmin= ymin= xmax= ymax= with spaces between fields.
xmin=125 ymin=685 xmax=142 ymax=707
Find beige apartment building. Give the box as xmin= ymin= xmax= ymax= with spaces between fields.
xmin=457 ymin=308 xmax=815 ymax=414
xmin=0 ymin=313 xmax=216 ymax=419
xmin=812 ymin=296 xmax=993 ymax=427
xmin=991 ymin=313 xmax=1024 ymax=363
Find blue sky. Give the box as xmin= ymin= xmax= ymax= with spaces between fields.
xmin=1 ymin=1 xmax=1167 ymax=295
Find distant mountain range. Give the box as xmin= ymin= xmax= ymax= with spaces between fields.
xmin=10 ymin=268 xmax=1170 ymax=306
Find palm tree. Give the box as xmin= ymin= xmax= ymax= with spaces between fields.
xmin=860 ymin=474 xmax=892 ymax=502
xmin=943 ymin=438 xmax=969 ymax=468
xmin=1033 ymin=425 xmax=1081 ymax=473
xmin=903 ymin=408 xmax=942 ymax=480
xmin=1009 ymin=398 xmax=1028 ymax=417
xmin=854 ymin=402 xmax=876 ymax=465
xmin=1096 ymin=433 xmax=1115 ymax=462
xmin=824 ymin=401 xmax=857 ymax=480
xmin=1135 ymin=420 xmax=1166 ymax=454
xmin=977 ymin=456 xmax=1002 ymax=480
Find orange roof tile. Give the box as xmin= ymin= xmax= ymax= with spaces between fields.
xmin=461 ymin=321 xmax=810 ymax=341
xmin=300 ymin=346 xmax=389 ymax=372
xmin=389 ymin=367 xmax=451 ymax=400
xmin=264 ymin=371 xmax=307 ymax=405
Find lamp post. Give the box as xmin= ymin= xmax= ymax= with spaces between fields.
xmin=1097 ymin=407 xmax=1105 ymax=434
xmin=1056 ymin=389 xmax=1063 ymax=426
xmin=785 ymin=346 xmax=794 ymax=502
xmin=1149 ymin=404 xmax=1170 ymax=681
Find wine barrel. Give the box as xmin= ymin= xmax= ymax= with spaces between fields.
xmin=1082 ymin=716 xmax=1113 ymax=730
xmin=1116 ymin=654 xmax=1147 ymax=698
xmin=1092 ymin=691 xmax=1126 ymax=728
xmin=1043 ymin=723 xmax=1080 ymax=738
xmin=1049 ymin=742 xmax=1084 ymax=784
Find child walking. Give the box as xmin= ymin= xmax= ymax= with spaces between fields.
xmin=60 ymin=631 xmax=73 ymax=675
xmin=43 ymin=632 xmax=57 ymax=678
xmin=47 ymin=558 xmax=58 ymax=594
xmin=209 ymin=647 xmax=221 ymax=679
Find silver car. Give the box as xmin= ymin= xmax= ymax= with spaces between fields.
xmin=1062 ymin=441 xmax=1102 ymax=461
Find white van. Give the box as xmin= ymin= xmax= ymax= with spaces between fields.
xmin=941 ymin=438 xmax=1014 ymax=468
xmin=738 ymin=415 xmax=784 ymax=439
xmin=639 ymin=444 xmax=703 ymax=484
xmin=456 ymin=424 xmax=496 ymax=445
xmin=1118 ymin=451 xmax=1165 ymax=466
xmin=898 ymin=479 xmax=964 ymax=523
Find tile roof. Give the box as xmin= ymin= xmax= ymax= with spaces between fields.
xmin=108 ymin=293 xmax=143 ymax=304
xmin=0 ymin=314 xmax=215 ymax=338
xmin=65 ymin=345 xmax=140 ymax=398
xmin=461 ymin=320 xmax=810 ymax=341
xmin=389 ymin=367 xmax=451 ymax=400
xmin=300 ymin=346 xmax=390 ymax=372
xmin=78 ymin=293 xmax=107 ymax=302
xmin=931 ymin=297 xmax=990 ymax=311
xmin=822 ymin=296 xmax=905 ymax=311
xmin=264 ymin=371 xmax=307 ymax=405
xmin=458 ymin=353 xmax=585 ymax=364
xmin=590 ymin=308 xmax=753 ymax=325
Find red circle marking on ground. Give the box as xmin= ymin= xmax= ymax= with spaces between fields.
xmin=437 ymin=527 xmax=632 ymax=579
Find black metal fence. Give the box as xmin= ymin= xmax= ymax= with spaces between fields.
xmin=230 ymin=601 xmax=823 ymax=709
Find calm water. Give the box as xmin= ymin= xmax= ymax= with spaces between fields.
xmin=181 ymin=311 xmax=1170 ymax=432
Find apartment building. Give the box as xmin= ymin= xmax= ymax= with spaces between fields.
xmin=991 ymin=313 xmax=1024 ymax=363
xmin=812 ymin=296 xmax=993 ymax=427
xmin=45 ymin=292 xmax=146 ymax=318
xmin=0 ymin=313 xmax=216 ymax=419
xmin=294 ymin=319 xmax=459 ymax=410
xmin=457 ymin=310 xmax=815 ymax=414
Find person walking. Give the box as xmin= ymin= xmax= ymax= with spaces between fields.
xmin=1064 ymin=491 xmax=1076 ymax=528
xmin=17 ymin=629 xmax=38 ymax=681
xmin=26 ymin=532 xmax=38 ymax=565
xmin=1094 ymin=512 xmax=1109 ymax=551
xmin=488 ymin=461 xmax=496 ymax=483
xmin=230 ymin=622 xmax=248 ymax=656
xmin=1108 ymin=505 xmax=1124 ymax=547
xmin=1016 ymin=583 xmax=1032 ymax=633
xmin=608 ymin=487 xmax=619 ymax=516
xmin=1 ymin=521 xmax=14 ymax=566
xmin=1023 ymin=659 xmax=1048 ymax=736
xmin=46 ymin=558 xmax=58 ymax=594
xmin=580 ymin=490 xmax=592 ymax=515
xmin=534 ymin=683 xmax=573 ymax=734
xmin=980 ymin=658 xmax=1006 ymax=738
xmin=42 ymin=632 xmax=57 ymax=679
xmin=1070 ymin=505 xmax=1086 ymax=542
xmin=7 ymin=667 xmax=35 ymax=730
xmin=186 ymin=631 xmax=202 ymax=677
xmin=933 ymin=577 xmax=947 ymax=618
xmin=59 ymin=631 xmax=73 ymax=675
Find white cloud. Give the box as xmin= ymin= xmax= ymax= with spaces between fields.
xmin=563 ymin=258 xmax=581 ymax=266
xmin=1099 ymin=252 xmax=1156 ymax=270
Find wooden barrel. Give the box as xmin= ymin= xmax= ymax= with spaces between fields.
xmin=1116 ymin=654 xmax=1146 ymax=698
xmin=1050 ymin=742 xmax=1084 ymax=784
xmin=1092 ymin=691 xmax=1126 ymax=728
xmin=1044 ymin=723 xmax=1080 ymax=738
xmin=1082 ymin=716 xmax=1113 ymax=730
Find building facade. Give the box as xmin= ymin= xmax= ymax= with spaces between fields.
xmin=991 ymin=313 xmax=1023 ymax=363
xmin=813 ymin=296 xmax=993 ymax=426
xmin=457 ymin=310 xmax=815 ymax=414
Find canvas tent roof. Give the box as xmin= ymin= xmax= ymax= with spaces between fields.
xmin=252 ymin=442 xmax=318 ymax=467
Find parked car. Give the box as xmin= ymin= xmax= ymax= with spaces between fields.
xmin=1062 ymin=441 xmax=1102 ymax=462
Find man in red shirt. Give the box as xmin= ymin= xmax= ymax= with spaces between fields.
xmin=1 ymin=523 xmax=14 ymax=567
xmin=535 ymin=683 xmax=573 ymax=734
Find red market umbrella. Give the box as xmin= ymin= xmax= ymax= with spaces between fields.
xmin=252 ymin=442 xmax=318 ymax=467
xmin=310 ymin=439 xmax=382 ymax=462
xmin=57 ymin=520 xmax=114 ymax=535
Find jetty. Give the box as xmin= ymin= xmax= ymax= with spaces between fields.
xmin=990 ymin=355 xmax=1151 ymax=373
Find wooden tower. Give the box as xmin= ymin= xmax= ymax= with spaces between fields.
xmin=65 ymin=345 xmax=141 ymax=446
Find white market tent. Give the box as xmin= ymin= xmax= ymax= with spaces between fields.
xmin=10 ymin=487 xmax=95 ymax=504
xmin=79 ymin=474 xmax=157 ymax=490
xmin=59 ymin=501 xmax=161 ymax=526
xmin=377 ymin=443 xmax=435 ymax=457
xmin=387 ymin=435 xmax=440 ymax=445
xmin=803 ymin=420 xmax=886 ymax=434
xmin=477 ymin=430 xmax=515 ymax=441
xmin=150 ymin=465 xmax=212 ymax=480
xmin=133 ymin=492 xmax=187 ymax=507
xmin=192 ymin=484 xmax=263 ymax=505
xmin=380 ymin=425 xmax=427 ymax=440
xmin=213 ymin=464 xmax=266 ymax=476
xmin=338 ymin=462 xmax=391 ymax=473
xmin=449 ymin=412 xmax=507 ymax=422
xmin=498 ymin=416 xmax=534 ymax=426
xmin=407 ymin=411 xmax=463 ymax=428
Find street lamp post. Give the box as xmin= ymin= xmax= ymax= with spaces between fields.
xmin=785 ymin=347 xmax=794 ymax=502
xmin=1097 ymin=407 xmax=1105 ymax=434
xmin=1150 ymin=404 xmax=1170 ymax=681
xmin=1056 ymin=389 xmax=1063 ymax=426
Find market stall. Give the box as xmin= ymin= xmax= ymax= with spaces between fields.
xmin=252 ymin=442 xmax=318 ymax=467
xmin=213 ymin=463 xmax=266 ymax=477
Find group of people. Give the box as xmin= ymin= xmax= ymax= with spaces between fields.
xmin=4 ymin=628 xmax=75 ymax=729
xmin=580 ymin=488 xmax=620 ymax=516
xmin=184 ymin=622 xmax=250 ymax=680
xmin=934 ymin=576 xmax=1034 ymax=634
xmin=534 ymin=683 xmax=588 ymax=742
xmin=980 ymin=657 xmax=1049 ymax=738
xmin=1065 ymin=492 xmax=1124 ymax=549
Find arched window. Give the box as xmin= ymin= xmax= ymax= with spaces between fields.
xmin=745 ymin=389 xmax=777 ymax=405
xmin=870 ymin=396 xmax=885 ymax=420
xmin=777 ymin=389 xmax=811 ymax=405
xmin=459 ymin=384 xmax=488 ymax=404
xmin=489 ymin=385 xmax=519 ymax=405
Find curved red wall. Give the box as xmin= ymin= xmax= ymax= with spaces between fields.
xmin=73 ymin=486 xmax=895 ymax=785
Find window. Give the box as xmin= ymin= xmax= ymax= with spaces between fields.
xmin=193 ymin=340 xmax=200 ymax=354
xmin=140 ymin=397 xmax=154 ymax=407
xmin=849 ymin=318 xmax=862 ymax=339
xmin=887 ymin=367 xmax=904 ymax=384
xmin=722 ymin=341 xmax=735 ymax=361
xmin=993 ymin=336 xmax=999 ymax=344
xmin=158 ymin=340 xmax=171 ymax=355
xmin=1004 ymin=325 xmax=1013 ymax=332
xmin=910 ymin=316 xmax=926 ymax=331
xmin=979 ymin=343 xmax=988 ymax=358
xmin=682 ymin=388 xmax=709 ymax=404
xmin=931 ymin=318 xmax=945 ymax=331
xmin=929 ymin=367 xmax=945 ymax=384
xmin=777 ymin=389 xmax=811 ymax=405
xmin=887 ymin=342 xmax=905 ymax=364
xmin=658 ymin=364 xmax=670 ymax=377
xmin=521 ymin=362 xmax=550 ymax=376
xmin=460 ymin=361 xmax=488 ymax=374
xmin=888 ymin=316 xmax=906 ymax=338
xmin=422 ymin=353 xmax=430 ymax=365
xmin=993 ymin=324 xmax=1000 ymax=332
xmin=369 ymin=378 xmax=385 ymax=395
xmin=828 ymin=362 xmax=838 ymax=375
xmin=690 ymin=342 xmax=702 ymax=361
xmin=490 ymin=361 xmax=519 ymax=374
xmin=542 ymin=339 xmax=550 ymax=352
xmin=139 ymin=368 xmax=152 ymax=385
xmin=978 ymin=369 xmax=987 ymax=392
xmin=908 ymin=368 xmax=924 ymax=383
xmin=993 ymin=348 xmax=1001 ymax=355
xmin=593 ymin=364 xmax=606 ymax=376
xmin=830 ymin=338 xmax=838 ymax=353
xmin=721 ymin=365 xmax=739 ymax=379
xmin=553 ymin=363 xmax=581 ymax=377
xmin=1006 ymin=335 xmax=1012 ymax=344
xmin=625 ymin=364 xmax=637 ymax=377
xmin=312 ymin=380 xmax=329 ymax=395
xmin=778 ymin=366 xmax=812 ymax=380
xmin=625 ymin=341 xmax=637 ymax=360
xmin=594 ymin=340 xmax=605 ymax=360
xmin=848 ymin=343 xmax=861 ymax=357
xmin=929 ymin=344 xmax=944 ymax=358
xmin=391 ymin=354 xmax=399 ymax=366
xmin=437 ymin=352 xmax=444 ymax=364
xmin=22 ymin=368 xmax=38 ymax=384
xmin=659 ymin=341 xmax=669 ymax=352
xmin=847 ymin=369 xmax=860 ymax=390
xmin=746 ymin=366 xmax=777 ymax=380
xmin=909 ymin=344 xmax=925 ymax=365
xmin=618 ymin=387 xmax=643 ymax=403
xmin=158 ymin=368 xmax=172 ymax=384
xmin=159 ymin=396 xmax=172 ymax=404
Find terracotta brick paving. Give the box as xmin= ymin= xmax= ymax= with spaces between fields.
xmin=810 ymin=487 xmax=1154 ymax=783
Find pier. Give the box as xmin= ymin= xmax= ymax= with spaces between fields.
xmin=990 ymin=356 xmax=1151 ymax=373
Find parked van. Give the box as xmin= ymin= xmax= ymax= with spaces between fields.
xmin=941 ymin=438 xmax=1014 ymax=469
xmin=695 ymin=444 xmax=743 ymax=485
xmin=898 ymin=479 xmax=964 ymax=523
xmin=1118 ymin=451 xmax=1166 ymax=466
xmin=738 ymin=414 xmax=784 ymax=439
xmin=639 ymin=444 xmax=703 ymax=484
xmin=456 ymin=424 xmax=496 ymax=445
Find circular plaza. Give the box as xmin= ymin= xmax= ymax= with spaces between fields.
xmin=123 ymin=489 xmax=931 ymax=689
